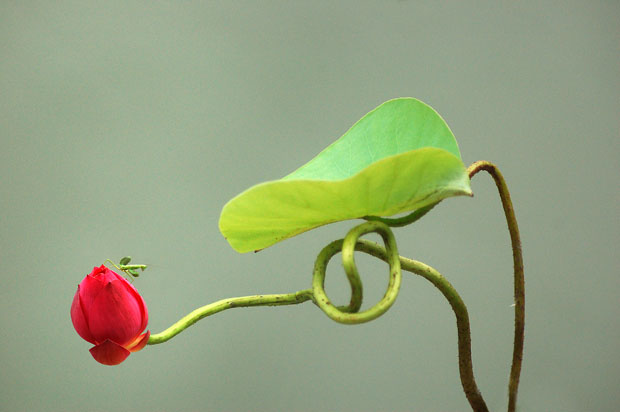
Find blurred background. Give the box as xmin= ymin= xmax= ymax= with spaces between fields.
xmin=1 ymin=1 xmax=618 ymax=411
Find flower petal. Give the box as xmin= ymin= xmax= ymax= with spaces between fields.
xmin=79 ymin=268 xmax=108 ymax=315
xmin=89 ymin=340 xmax=130 ymax=366
xmin=70 ymin=288 xmax=96 ymax=344
xmin=126 ymin=330 xmax=150 ymax=353
xmin=108 ymin=268 xmax=149 ymax=338
xmin=121 ymin=278 xmax=149 ymax=332
xmin=88 ymin=279 xmax=144 ymax=345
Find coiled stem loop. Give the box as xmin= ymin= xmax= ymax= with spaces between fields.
xmin=312 ymin=221 xmax=402 ymax=324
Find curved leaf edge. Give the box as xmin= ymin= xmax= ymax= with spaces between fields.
xmin=283 ymin=97 xmax=462 ymax=181
xmin=220 ymin=147 xmax=472 ymax=253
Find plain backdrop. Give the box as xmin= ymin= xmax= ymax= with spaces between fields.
xmin=1 ymin=1 xmax=618 ymax=411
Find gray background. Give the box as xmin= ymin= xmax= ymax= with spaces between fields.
xmin=1 ymin=1 xmax=618 ymax=411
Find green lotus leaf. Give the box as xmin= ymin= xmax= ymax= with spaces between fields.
xmin=219 ymin=98 xmax=471 ymax=253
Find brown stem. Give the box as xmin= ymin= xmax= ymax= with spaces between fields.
xmin=467 ymin=161 xmax=525 ymax=412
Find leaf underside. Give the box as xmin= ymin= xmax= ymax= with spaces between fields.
xmin=219 ymin=98 xmax=472 ymax=253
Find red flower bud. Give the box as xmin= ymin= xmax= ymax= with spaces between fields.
xmin=71 ymin=265 xmax=150 ymax=365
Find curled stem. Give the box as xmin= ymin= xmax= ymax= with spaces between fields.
xmin=147 ymin=160 xmax=522 ymax=412
xmin=312 ymin=221 xmax=402 ymax=324
xmin=468 ymin=161 xmax=524 ymax=412
xmin=353 ymin=239 xmax=488 ymax=412
xmin=147 ymin=221 xmax=488 ymax=411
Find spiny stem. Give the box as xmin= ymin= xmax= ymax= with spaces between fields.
xmin=147 ymin=290 xmax=314 ymax=345
xmin=468 ymin=161 xmax=525 ymax=412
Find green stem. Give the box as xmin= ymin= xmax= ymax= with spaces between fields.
xmin=312 ymin=221 xmax=402 ymax=324
xmin=363 ymin=201 xmax=439 ymax=227
xmin=354 ymin=239 xmax=489 ymax=412
xmin=146 ymin=222 xmax=487 ymax=411
xmin=467 ymin=161 xmax=525 ymax=412
xmin=147 ymin=290 xmax=314 ymax=345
